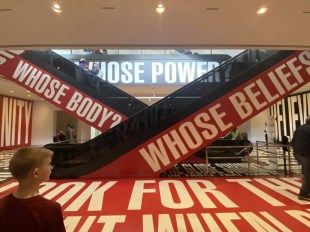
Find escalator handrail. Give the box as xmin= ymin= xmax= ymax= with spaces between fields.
xmin=29 ymin=50 xmax=148 ymax=109
xmin=47 ymin=49 xmax=281 ymax=152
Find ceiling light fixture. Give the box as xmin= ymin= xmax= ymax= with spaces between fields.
xmin=206 ymin=8 xmax=219 ymax=11
xmin=156 ymin=4 xmax=165 ymax=14
xmin=102 ymin=7 xmax=115 ymax=10
xmin=136 ymin=96 xmax=164 ymax=99
xmin=0 ymin=8 xmax=12 ymax=12
xmin=51 ymin=3 xmax=62 ymax=13
xmin=257 ymin=7 xmax=268 ymax=15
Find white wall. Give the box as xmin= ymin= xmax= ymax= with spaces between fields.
xmin=77 ymin=120 xmax=91 ymax=143
xmin=31 ymin=101 xmax=57 ymax=146
xmin=30 ymin=99 xmax=274 ymax=146
xmin=31 ymin=101 xmax=92 ymax=145
xmin=247 ymin=109 xmax=270 ymax=143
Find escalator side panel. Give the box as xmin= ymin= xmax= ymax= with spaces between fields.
xmin=0 ymin=51 xmax=127 ymax=131
xmin=81 ymin=51 xmax=310 ymax=178
xmin=21 ymin=50 xmax=148 ymax=116
xmin=49 ymin=50 xmax=298 ymax=178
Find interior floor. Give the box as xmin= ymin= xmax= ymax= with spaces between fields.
xmin=0 ymin=176 xmax=309 ymax=231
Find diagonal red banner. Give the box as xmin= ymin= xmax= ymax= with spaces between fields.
xmin=83 ymin=51 xmax=310 ymax=177
xmin=0 ymin=50 xmax=126 ymax=132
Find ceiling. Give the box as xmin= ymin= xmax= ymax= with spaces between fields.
xmin=0 ymin=0 xmax=310 ymax=104
xmin=0 ymin=0 xmax=310 ymax=50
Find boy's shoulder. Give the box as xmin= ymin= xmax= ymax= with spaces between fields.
xmin=0 ymin=194 xmax=60 ymax=209
xmin=32 ymin=195 xmax=61 ymax=208
xmin=0 ymin=194 xmax=14 ymax=213
xmin=0 ymin=194 xmax=13 ymax=204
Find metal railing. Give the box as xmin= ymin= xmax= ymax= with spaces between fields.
xmin=204 ymin=142 xmax=300 ymax=176
xmin=1 ymin=142 xmax=302 ymax=178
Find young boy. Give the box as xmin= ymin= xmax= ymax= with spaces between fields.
xmin=0 ymin=147 xmax=66 ymax=231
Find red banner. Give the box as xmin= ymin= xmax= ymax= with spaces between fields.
xmin=1 ymin=177 xmax=310 ymax=231
xmin=0 ymin=50 xmax=126 ymax=132
xmin=0 ymin=95 xmax=33 ymax=150
xmin=83 ymin=51 xmax=310 ymax=177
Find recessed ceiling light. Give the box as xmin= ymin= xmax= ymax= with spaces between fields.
xmin=10 ymin=90 xmax=14 ymax=93
xmin=0 ymin=9 xmax=12 ymax=12
xmin=101 ymin=7 xmax=115 ymax=10
xmin=51 ymin=3 xmax=62 ymax=13
xmin=27 ymin=94 xmax=31 ymax=97
xmin=257 ymin=7 xmax=268 ymax=15
xmin=156 ymin=4 xmax=165 ymax=14
xmin=206 ymin=8 xmax=219 ymax=11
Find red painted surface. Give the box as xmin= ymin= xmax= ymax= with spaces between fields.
xmin=0 ymin=95 xmax=33 ymax=151
xmin=1 ymin=177 xmax=309 ymax=231
xmin=0 ymin=50 xmax=126 ymax=132
xmin=83 ymin=51 xmax=310 ymax=178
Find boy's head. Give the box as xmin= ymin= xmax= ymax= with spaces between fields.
xmin=9 ymin=147 xmax=53 ymax=182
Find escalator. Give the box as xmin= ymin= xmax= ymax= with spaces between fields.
xmin=0 ymin=50 xmax=147 ymax=131
xmin=45 ymin=50 xmax=310 ymax=178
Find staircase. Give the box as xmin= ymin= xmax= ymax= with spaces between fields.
xmin=42 ymin=50 xmax=310 ymax=178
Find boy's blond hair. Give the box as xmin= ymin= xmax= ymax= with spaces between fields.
xmin=9 ymin=147 xmax=53 ymax=180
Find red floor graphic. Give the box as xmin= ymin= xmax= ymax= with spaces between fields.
xmin=1 ymin=177 xmax=310 ymax=231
